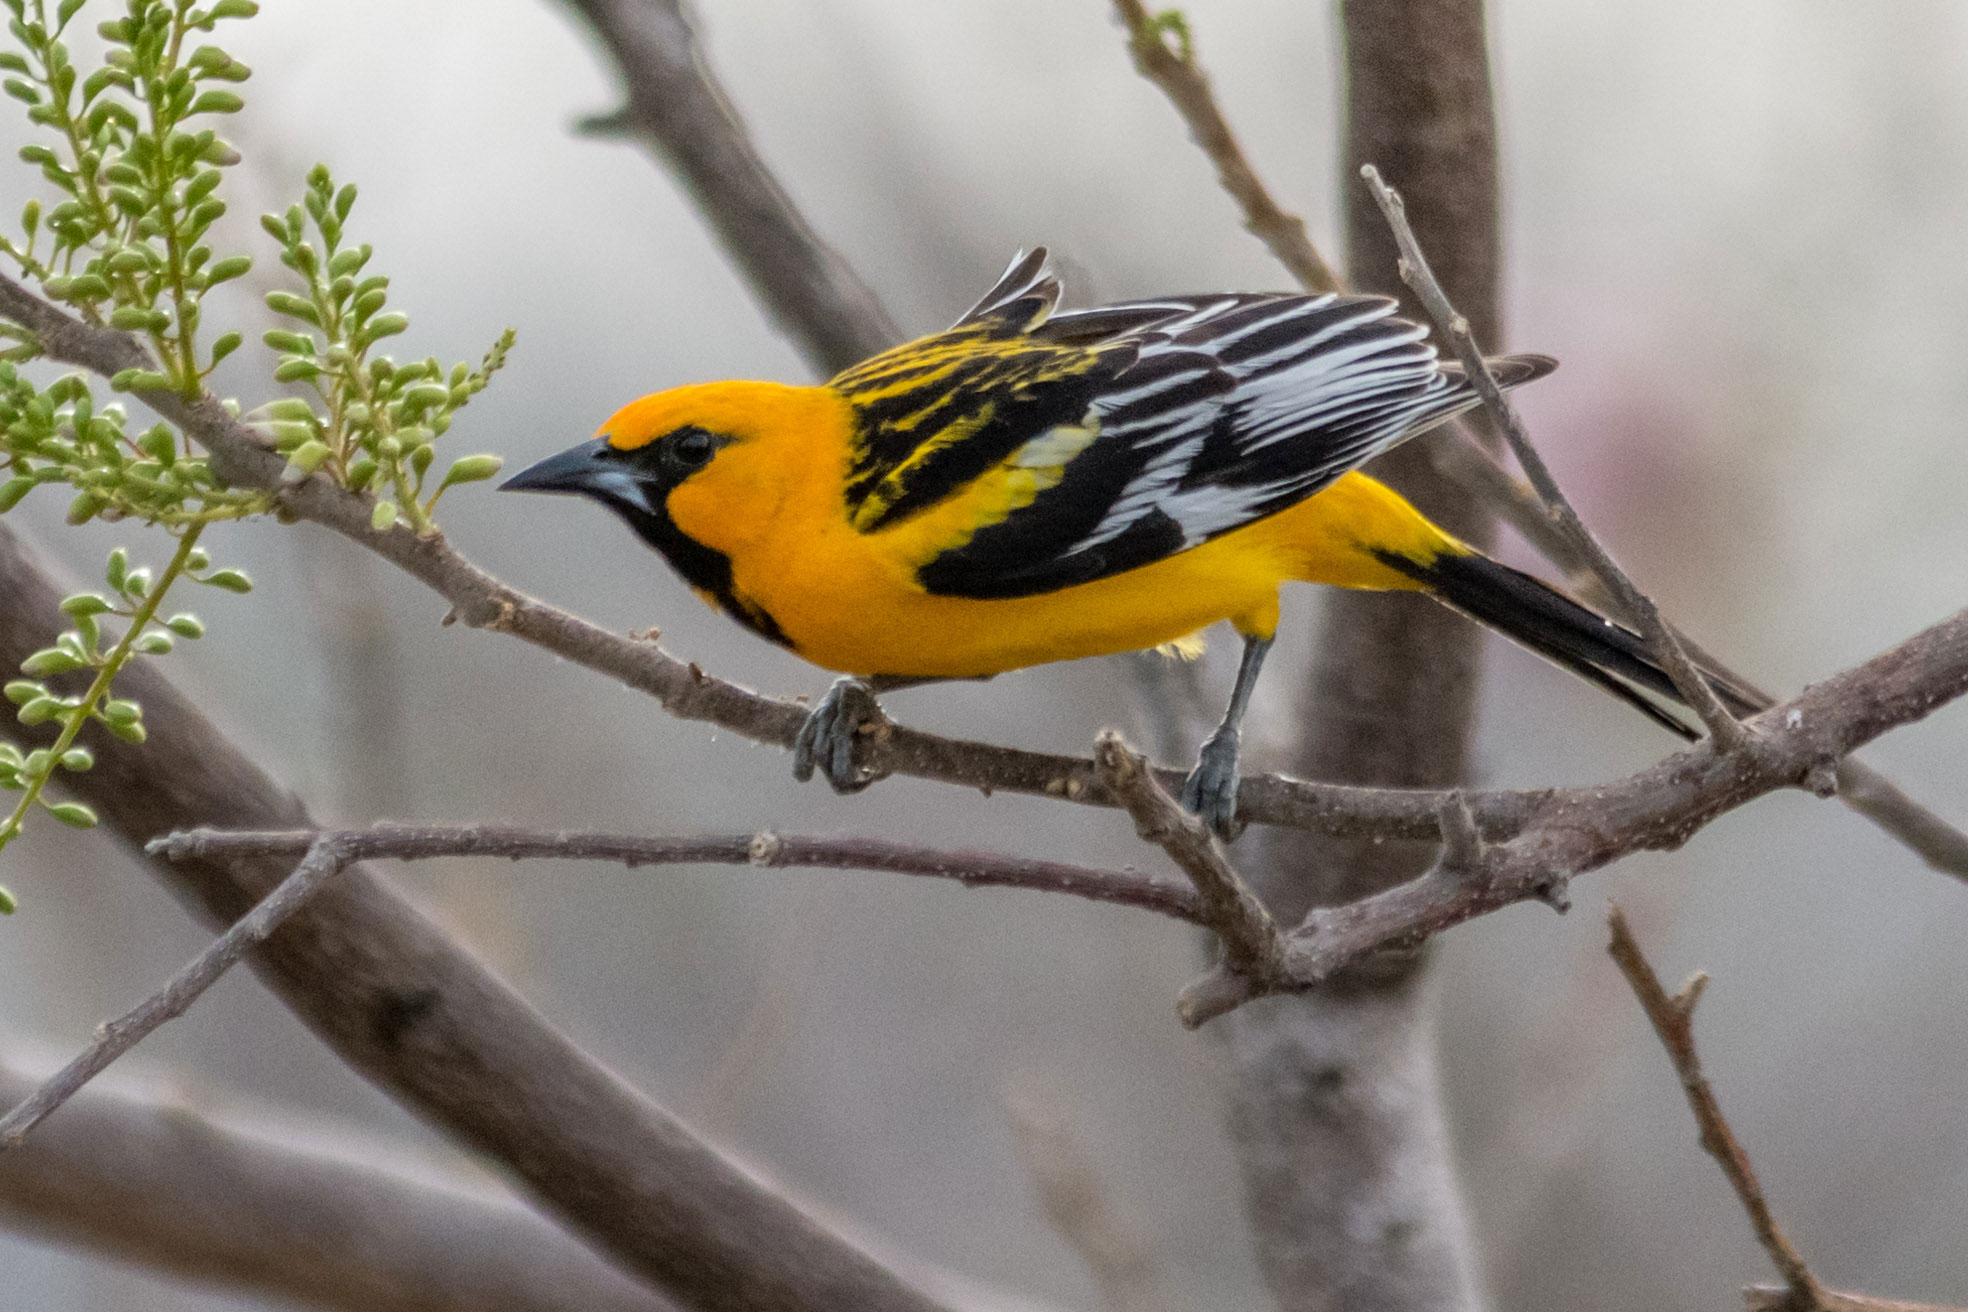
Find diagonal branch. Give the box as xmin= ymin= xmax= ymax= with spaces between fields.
xmin=1108 ymin=0 xmax=1340 ymax=294
xmin=0 ymin=519 xmax=953 ymax=1312
xmin=0 ymin=1064 xmax=676 ymax=1312
xmin=0 ymin=836 xmax=356 ymax=1148
xmin=1608 ymin=912 xmax=1968 ymax=1312
xmin=1099 ymin=10 xmax=1967 ymax=875
xmin=1605 ymin=907 xmax=1825 ymax=1309
xmin=553 ymin=0 xmax=899 ymax=375
xmin=0 ymin=264 xmax=1534 ymax=845
xmin=1361 ymin=163 xmax=1749 ymax=750
xmin=1092 ymin=731 xmax=1288 ymax=1026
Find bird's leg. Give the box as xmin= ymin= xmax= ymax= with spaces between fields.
xmin=791 ymin=674 xmax=992 ymax=794
xmin=1180 ymin=634 xmax=1273 ymax=841
xmin=792 ymin=676 xmax=891 ymax=793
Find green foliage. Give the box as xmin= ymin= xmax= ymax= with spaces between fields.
xmin=252 ymin=163 xmax=511 ymax=534
xmin=0 ymin=526 xmax=250 ymax=889
xmin=0 ymin=0 xmax=516 ymax=905
xmin=0 ymin=0 xmax=259 ymax=390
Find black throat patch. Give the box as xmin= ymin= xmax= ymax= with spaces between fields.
xmin=603 ymin=496 xmax=792 ymax=649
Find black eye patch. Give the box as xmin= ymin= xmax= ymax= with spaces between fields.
xmin=668 ymin=426 xmax=717 ymax=469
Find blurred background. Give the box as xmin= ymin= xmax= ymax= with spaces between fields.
xmin=2 ymin=1 xmax=1966 ymax=1308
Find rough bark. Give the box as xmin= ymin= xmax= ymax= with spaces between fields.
xmin=1215 ymin=4 xmax=1498 ymax=1309
xmin=0 ymin=521 xmax=952 ymax=1312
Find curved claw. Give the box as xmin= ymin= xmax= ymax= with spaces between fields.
xmin=1180 ymin=727 xmax=1246 ymax=841
xmin=791 ymin=676 xmax=888 ymax=794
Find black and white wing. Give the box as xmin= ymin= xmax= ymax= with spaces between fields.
xmin=918 ymin=282 xmax=1554 ymax=599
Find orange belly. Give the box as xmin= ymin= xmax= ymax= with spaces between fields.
xmin=718 ymin=472 xmax=1458 ymax=678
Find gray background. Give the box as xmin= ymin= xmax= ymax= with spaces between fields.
xmin=2 ymin=2 xmax=1965 ymax=1308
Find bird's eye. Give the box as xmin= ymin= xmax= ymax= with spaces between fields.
xmin=670 ymin=428 xmax=715 ymax=467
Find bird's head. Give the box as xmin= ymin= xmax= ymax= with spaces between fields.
xmin=501 ymin=380 xmax=845 ymax=559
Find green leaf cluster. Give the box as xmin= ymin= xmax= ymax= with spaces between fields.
xmin=0 ymin=528 xmax=249 ymax=898
xmin=1 ymin=0 xmax=260 ymax=392
xmin=0 ymin=0 xmax=517 ymax=905
xmin=253 ymin=164 xmax=510 ymax=535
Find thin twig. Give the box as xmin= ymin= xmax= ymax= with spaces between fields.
xmin=1361 ymin=163 xmax=1750 ymax=750
xmin=1605 ymin=907 xmax=1826 ymax=1310
xmin=553 ymin=0 xmax=899 ymax=375
xmin=1109 ymin=0 xmax=1340 ymax=293
xmin=1092 ymin=731 xmax=1286 ymax=1026
xmin=0 ymin=265 xmax=1524 ymax=845
xmin=0 ymin=837 xmax=355 ymax=1149
xmin=1102 ymin=5 xmax=1968 ymax=877
xmin=150 ymin=823 xmax=1200 ymax=923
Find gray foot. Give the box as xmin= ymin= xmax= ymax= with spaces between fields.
xmin=792 ymin=676 xmax=886 ymax=794
xmin=1181 ymin=727 xmax=1245 ymax=841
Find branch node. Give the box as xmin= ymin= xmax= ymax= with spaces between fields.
xmin=747 ymin=830 xmax=783 ymax=866
xmin=1532 ymin=875 xmax=1572 ymax=914
xmin=1432 ymin=789 xmax=1486 ymax=879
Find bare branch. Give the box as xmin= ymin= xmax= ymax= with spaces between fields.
xmin=0 ymin=1066 xmax=674 ymax=1312
xmin=1605 ymin=907 xmax=1824 ymax=1308
xmin=1284 ymin=602 xmax=1968 ymax=985
xmin=0 ymin=837 xmax=356 ymax=1148
xmin=0 ymin=520 xmax=953 ymax=1312
xmin=151 ymin=822 xmax=1201 ymax=923
xmin=1101 ymin=1 xmax=1968 ymax=878
xmin=1093 ymin=731 xmax=1289 ymax=1027
xmin=0 ymin=264 xmax=1540 ymax=845
xmin=1745 ymin=1290 xmax=1968 ymax=1312
xmin=1361 ymin=163 xmax=1748 ymax=749
xmin=1108 ymin=0 xmax=1340 ymax=293
xmin=552 ymin=0 xmax=899 ymax=374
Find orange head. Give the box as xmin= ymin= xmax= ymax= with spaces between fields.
xmin=500 ymin=380 xmax=848 ymax=610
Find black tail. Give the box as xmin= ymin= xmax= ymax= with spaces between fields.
xmin=1380 ymin=549 xmax=1763 ymax=738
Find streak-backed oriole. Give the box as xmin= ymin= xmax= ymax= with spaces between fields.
xmin=506 ymin=250 xmax=1752 ymax=836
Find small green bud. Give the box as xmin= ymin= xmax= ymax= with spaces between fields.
xmin=20 ymin=647 xmax=83 ymax=677
xmin=3 ymin=681 xmax=42 ymax=704
xmin=203 ymin=569 xmax=252 ymax=593
xmin=59 ymin=747 xmax=93 ymax=772
xmin=45 ymin=801 xmax=97 ymax=829
xmin=439 ymin=454 xmax=504 ymax=491
xmin=370 ymin=500 xmax=399 ymax=532
xmin=99 ymin=698 xmax=142 ymax=725
xmin=189 ymin=89 xmax=244 ymax=115
xmin=206 ymin=254 xmax=251 ymax=284
xmin=0 ymin=476 xmax=33 ymax=512
xmin=273 ymin=357 xmax=321 ymax=383
xmin=59 ymin=593 xmax=111 ymax=618
xmin=209 ymin=330 xmax=243 ymax=367
xmin=0 ymin=886 xmax=15 ymax=915
xmin=164 ymin=614 xmax=205 ymax=639
xmin=263 ymin=328 xmax=314 ymax=354
xmin=284 ymin=439 xmax=331 ymax=477
xmin=135 ymin=631 xmax=174 ymax=655
xmin=105 ymin=548 xmax=129 ymax=591
xmin=109 ymin=368 xmax=172 ymax=392
xmin=363 ymin=312 xmax=409 ymax=341
xmin=104 ymin=718 xmax=146 ymax=744
xmin=18 ymin=696 xmax=62 ymax=725
xmin=66 ymin=492 xmax=105 ymax=525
